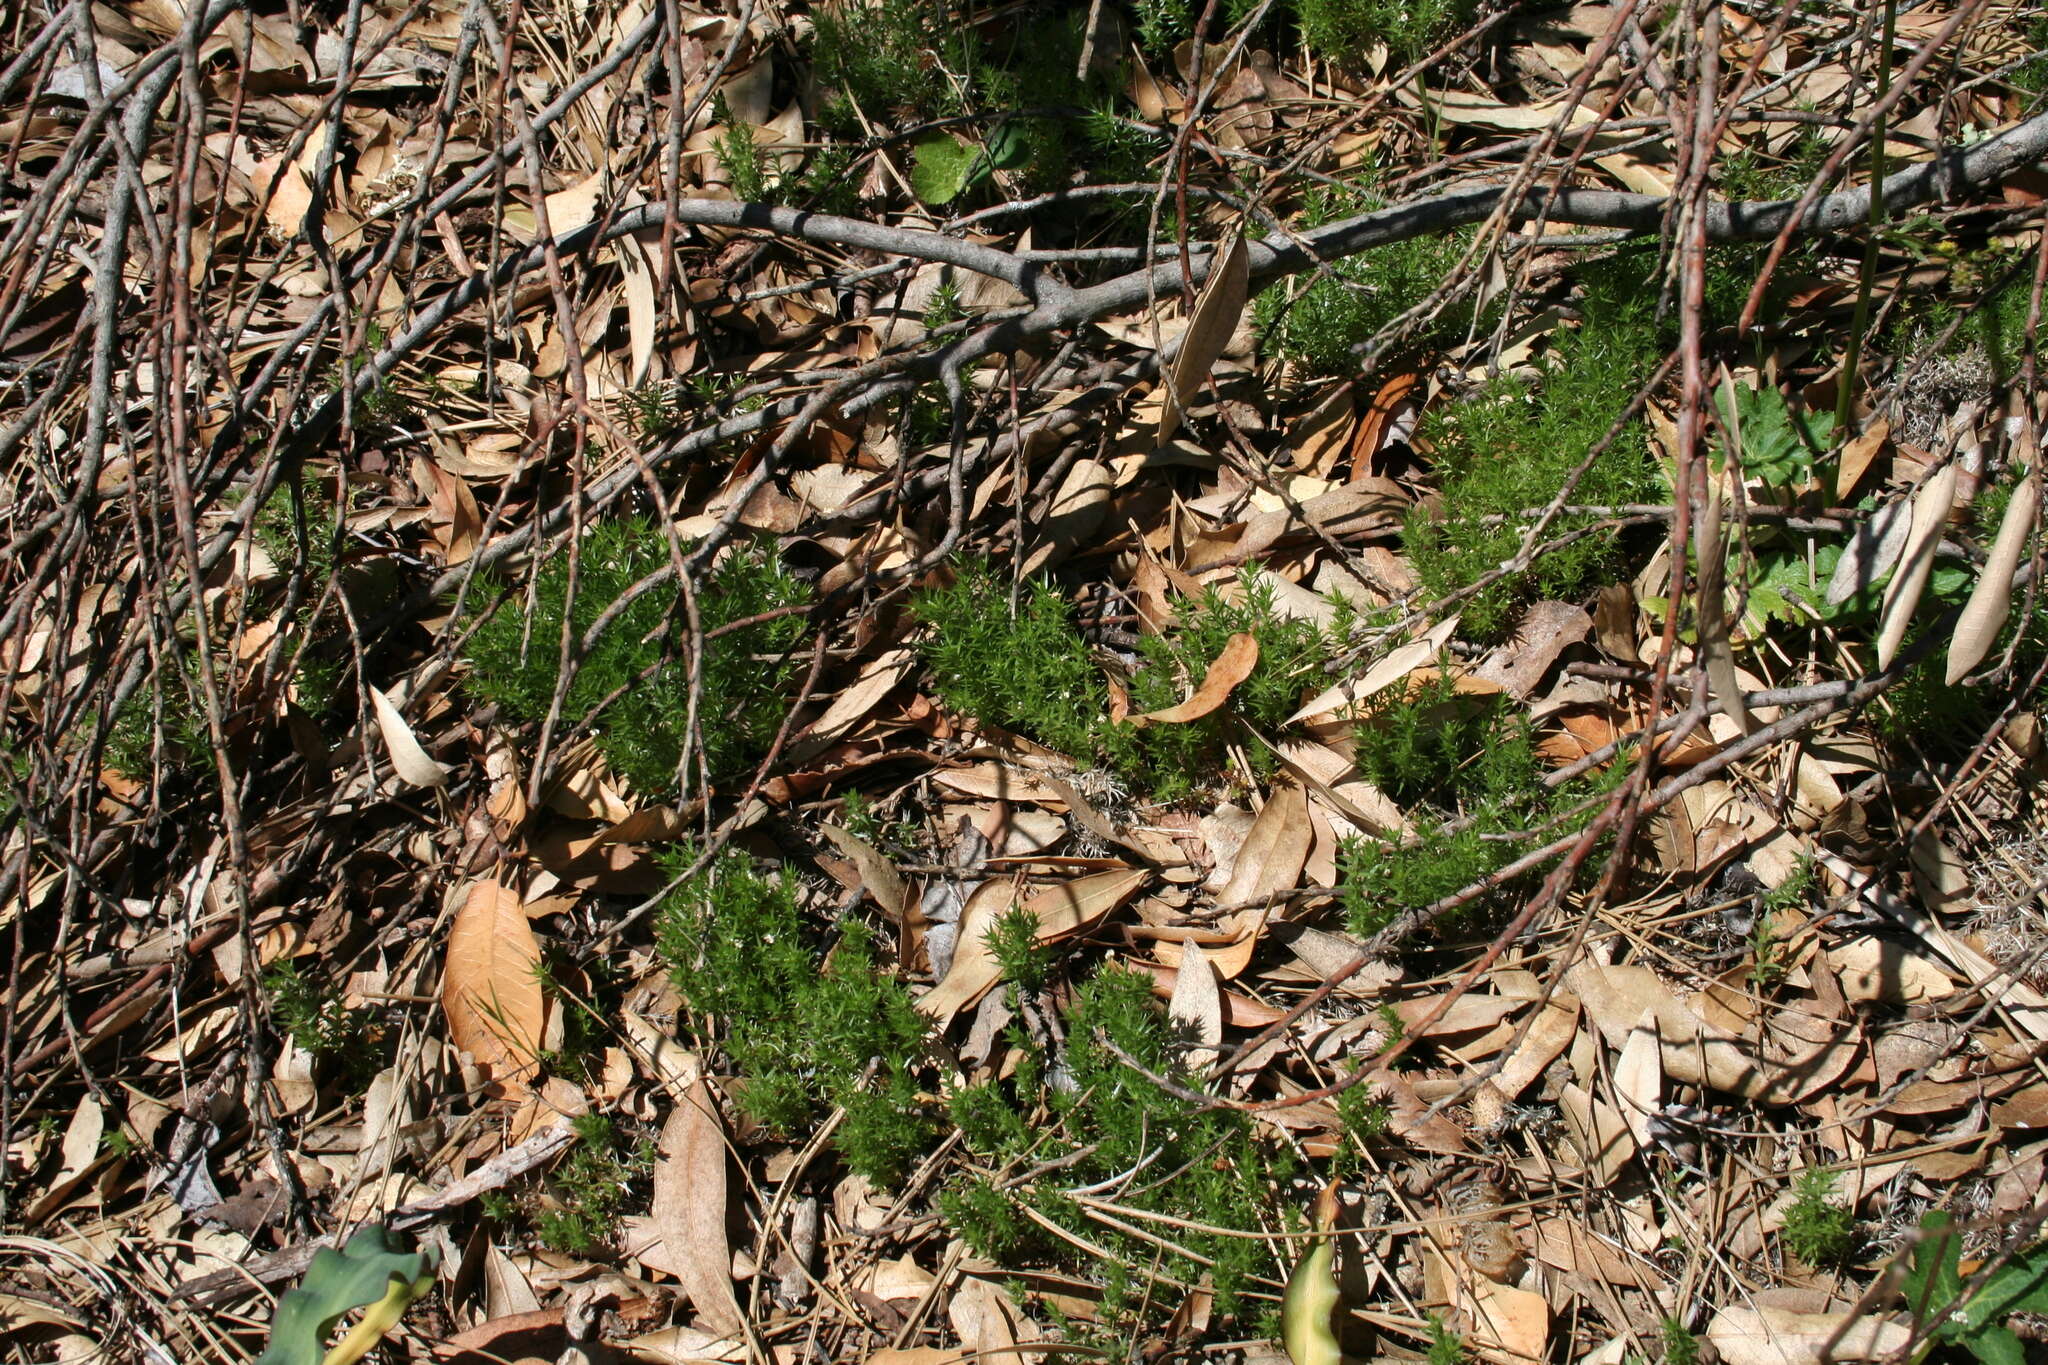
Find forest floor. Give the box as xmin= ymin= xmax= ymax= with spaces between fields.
xmin=5 ymin=0 xmax=2048 ymax=1362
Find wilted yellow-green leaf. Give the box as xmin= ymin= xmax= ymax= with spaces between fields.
xmin=1281 ymin=1185 xmax=1342 ymax=1365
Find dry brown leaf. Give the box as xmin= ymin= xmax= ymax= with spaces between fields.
xmin=651 ymin=1076 xmax=741 ymax=1337
xmin=1947 ymin=473 xmax=2038 ymax=683
xmin=442 ymin=880 xmax=544 ymax=1097
xmin=1287 ymin=615 xmax=1458 ymax=723
xmin=1877 ymin=463 xmax=1958 ymax=667
xmin=921 ymin=870 xmax=1142 ymax=1021
xmin=1471 ymin=600 xmax=1591 ymax=699
xmin=820 ymin=823 xmax=913 ymax=924
xmin=1558 ymin=1081 xmax=1635 ymax=1185
xmin=368 ymin=684 xmax=448 ymax=788
xmin=1159 ymin=228 xmax=1249 ymax=443
xmin=1130 ymin=632 xmax=1258 ymax=726
xmin=1835 ymin=418 xmax=1890 ymax=500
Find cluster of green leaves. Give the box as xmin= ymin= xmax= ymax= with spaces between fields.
xmin=913 ymin=560 xmax=1342 ymax=801
xmin=940 ymin=966 xmax=1298 ymax=1333
xmin=1718 ymin=382 xmax=1836 ymax=492
xmin=1128 ymin=572 xmax=1348 ymax=799
xmin=1901 ymin=1209 xmax=2048 ymax=1365
xmin=1289 ymin=0 xmax=1474 ymax=65
xmin=1407 ymin=253 xmax=1664 ymax=640
xmin=462 ymin=518 xmax=807 ymax=795
xmin=814 ymin=0 xmax=1130 ymax=204
xmin=258 ymin=1224 xmax=435 ymax=1365
xmin=655 ymin=852 xmax=936 ymax=1183
xmin=1747 ymin=858 xmax=1813 ymax=991
xmin=1255 ymin=183 xmax=1478 ymax=375
xmin=1340 ymin=668 xmax=1609 ymax=937
xmin=103 ymin=659 xmax=211 ymax=784
xmin=531 ymin=1114 xmax=654 ymax=1257
xmin=265 ymin=960 xmax=379 ymax=1086
xmin=914 ymin=562 xmax=1118 ymax=766
xmin=1780 ymin=1167 xmax=1855 ymax=1265
xmin=812 ymin=0 xmax=963 ymax=131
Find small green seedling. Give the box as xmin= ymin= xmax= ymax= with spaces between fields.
xmin=1900 ymin=1210 xmax=2048 ymax=1365
xmin=1781 ymin=1168 xmax=1855 ymax=1265
xmin=257 ymin=1224 xmax=435 ymax=1365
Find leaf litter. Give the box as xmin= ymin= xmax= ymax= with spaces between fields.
xmin=3 ymin=0 xmax=2048 ymax=1363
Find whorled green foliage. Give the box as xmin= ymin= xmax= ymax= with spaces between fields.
xmin=1340 ymin=667 xmax=1610 ymax=938
xmin=1255 ymin=185 xmax=1479 ymax=375
xmin=463 ymin=518 xmax=806 ymax=794
xmin=1406 ymin=253 xmax=1663 ymax=641
xmin=1127 ymin=570 xmax=1348 ymax=800
xmin=1288 ymin=0 xmax=1475 ymax=66
xmin=914 ymin=560 xmax=1345 ymax=801
xmin=655 ymin=853 xmax=935 ymax=1184
xmin=939 ymin=967 xmax=1298 ymax=1332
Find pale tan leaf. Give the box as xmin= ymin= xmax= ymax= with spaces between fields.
xmin=1167 ymin=943 xmax=1224 ymax=1071
xmin=1876 ymin=463 xmax=1958 ymax=668
xmin=1825 ymin=496 xmax=1910 ymax=606
xmin=621 ymin=233 xmax=658 ymax=388
xmin=949 ymin=1276 xmax=1032 ymax=1365
xmin=920 ymin=872 xmax=1140 ymax=1021
xmin=652 ymin=1076 xmax=741 ymax=1336
xmin=1219 ymin=780 xmax=1311 ymax=906
xmin=1947 ymin=474 xmax=2038 ymax=683
xmin=793 ymin=648 xmax=915 ymax=756
xmin=1613 ymin=1007 xmax=1662 ymax=1149
xmin=1286 ymin=615 xmax=1459 ymax=723
xmin=1159 ymin=227 xmax=1249 ymax=442
xmin=367 ymin=684 xmax=448 ymax=788
xmin=915 ymin=880 xmax=1015 ymax=1024
xmin=1706 ymin=1306 xmax=1911 ymax=1365
xmin=441 ymin=880 xmax=544 ymax=1097
xmin=1130 ymin=632 xmax=1259 ymax=726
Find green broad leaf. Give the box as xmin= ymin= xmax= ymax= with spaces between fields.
xmin=1718 ymin=383 xmax=1836 ymax=488
xmin=1900 ymin=1210 xmax=1965 ymax=1342
xmin=258 ymin=1224 xmax=437 ymax=1365
xmin=1963 ymin=1324 xmax=2029 ymax=1365
xmin=985 ymin=118 xmax=1032 ymax=171
xmin=1963 ymin=1246 xmax=2048 ymax=1332
xmin=910 ymin=134 xmax=985 ymax=205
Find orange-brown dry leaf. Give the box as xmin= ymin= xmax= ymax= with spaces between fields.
xmin=442 ymin=879 xmax=545 ymax=1097
xmin=1129 ymin=632 xmax=1259 ymax=726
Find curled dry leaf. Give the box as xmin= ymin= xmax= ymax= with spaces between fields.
xmin=1159 ymin=227 xmax=1250 ymax=443
xmin=1131 ymin=632 xmax=1260 ymax=726
xmin=1876 ymin=463 xmax=1957 ymax=668
xmin=441 ymin=880 xmax=544 ymax=1098
xmin=368 ymin=684 xmax=448 ymax=788
xmin=1946 ymin=473 xmax=2038 ymax=683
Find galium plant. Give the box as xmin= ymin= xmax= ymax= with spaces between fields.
xmin=462 ymin=518 xmax=807 ymax=794
xmin=656 ymin=852 xmax=935 ymax=1183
